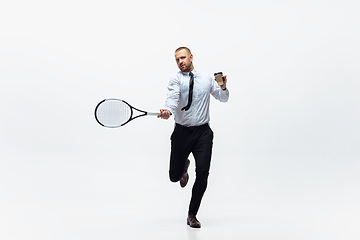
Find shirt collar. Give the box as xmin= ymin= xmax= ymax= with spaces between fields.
xmin=180 ymin=69 xmax=197 ymax=76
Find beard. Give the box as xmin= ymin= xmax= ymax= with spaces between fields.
xmin=180 ymin=62 xmax=192 ymax=72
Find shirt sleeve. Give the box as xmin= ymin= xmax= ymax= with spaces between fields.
xmin=164 ymin=74 xmax=181 ymax=114
xmin=210 ymin=77 xmax=229 ymax=102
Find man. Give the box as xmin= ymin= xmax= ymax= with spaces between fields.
xmin=158 ymin=47 xmax=229 ymax=228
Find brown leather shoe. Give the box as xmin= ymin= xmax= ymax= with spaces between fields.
xmin=187 ymin=214 xmax=201 ymax=228
xmin=180 ymin=159 xmax=190 ymax=188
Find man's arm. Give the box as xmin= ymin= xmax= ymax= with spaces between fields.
xmin=158 ymin=74 xmax=180 ymax=119
xmin=211 ymin=74 xmax=229 ymax=102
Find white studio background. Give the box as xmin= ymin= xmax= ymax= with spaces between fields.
xmin=0 ymin=0 xmax=359 ymax=239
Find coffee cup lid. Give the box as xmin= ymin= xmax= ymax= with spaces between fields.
xmin=214 ymin=72 xmax=223 ymax=76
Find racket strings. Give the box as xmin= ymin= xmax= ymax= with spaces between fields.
xmin=96 ymin=100 xmax=131 ymax=127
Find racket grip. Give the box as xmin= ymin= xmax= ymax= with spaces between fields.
xmin=147 ymin=112 xmax=160 ymax=116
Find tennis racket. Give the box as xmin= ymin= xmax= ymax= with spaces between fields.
xmin=94 ymin=98 xmax=159 ymax=128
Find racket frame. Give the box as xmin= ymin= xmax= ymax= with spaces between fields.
xmin=94 ymin=98 xmax=159 ymax=128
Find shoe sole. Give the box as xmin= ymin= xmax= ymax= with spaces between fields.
xmin=180 ymin=160 xmax=190 ymax=188
xmin=180 ymin=173 xmax=189 ymax=188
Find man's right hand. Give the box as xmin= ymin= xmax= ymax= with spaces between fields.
xmin=158 ymin=109 xmax=171 ymax=120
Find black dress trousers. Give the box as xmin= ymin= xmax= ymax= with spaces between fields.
xmin=169 ymin=123 xmax=214 ymax=215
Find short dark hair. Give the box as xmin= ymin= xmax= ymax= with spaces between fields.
xmin=175 ymin=47 xmax=192 ymax=55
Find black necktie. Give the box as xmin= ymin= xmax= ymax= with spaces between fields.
xmin=181 ymin=72 xmax=194 ymax=111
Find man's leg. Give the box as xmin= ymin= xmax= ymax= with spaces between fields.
xmin=188 ymin=127 xmax=213 ymax=215
xmin=169 ymin=125 xmax=193 ymax=183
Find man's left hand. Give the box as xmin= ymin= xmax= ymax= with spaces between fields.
xmin=215 ymin=75 xmax=227 ymax=90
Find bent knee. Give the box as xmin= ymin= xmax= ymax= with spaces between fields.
xmin=169 ymin=172 xmax=182 ymax=183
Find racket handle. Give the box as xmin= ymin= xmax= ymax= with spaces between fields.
xmin=147 ymin=112 xmax=160 ymax=116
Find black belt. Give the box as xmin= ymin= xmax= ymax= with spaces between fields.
xmin=175 ymin=123 xmax=209 ymax=131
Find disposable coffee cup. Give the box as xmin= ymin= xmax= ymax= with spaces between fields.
xmin=214 ymin=72 xmax=223 ymax=86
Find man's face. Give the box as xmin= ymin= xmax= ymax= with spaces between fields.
xmin=175 ymin=49 xmax=193 ymax=72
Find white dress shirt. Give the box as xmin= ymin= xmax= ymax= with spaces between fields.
xmin=165 ymin=69 xmax=229 ymax=127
